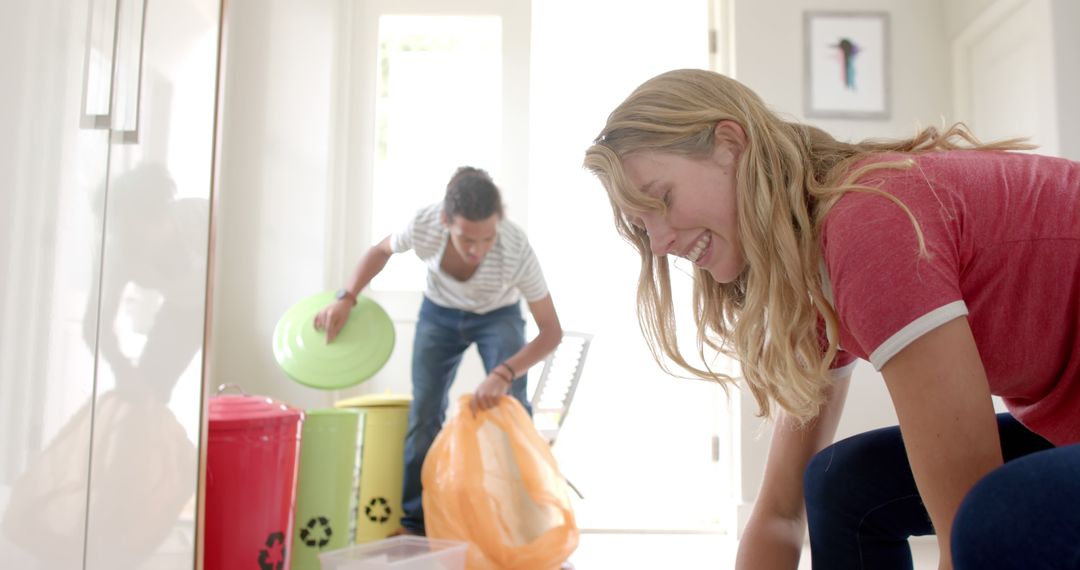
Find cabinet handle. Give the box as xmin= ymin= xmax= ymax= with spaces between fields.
xmin=80 ymin=0 xmax=120 ymax=129
xmin=110 ymin=0 xmax=147 ymax=144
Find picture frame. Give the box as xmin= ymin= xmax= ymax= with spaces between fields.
xmin=803 ymin=11 xmax=890 ymax=119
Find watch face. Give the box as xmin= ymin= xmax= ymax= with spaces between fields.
xmin=336 ymin=289 xmax=348 ymax=300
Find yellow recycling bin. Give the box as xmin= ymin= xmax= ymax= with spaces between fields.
xmin=335 ymin=393 xmax=412 ymax=543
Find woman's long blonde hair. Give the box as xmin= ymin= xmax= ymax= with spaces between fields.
xmin=583 ymin=69 xmax=1028 ymax=423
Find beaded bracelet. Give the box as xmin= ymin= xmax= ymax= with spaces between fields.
xmin=492 ymin=368 xmax=513 ymax=384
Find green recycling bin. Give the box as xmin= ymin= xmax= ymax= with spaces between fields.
xmin=334 ymin=393 xmax=412 ymax=543
xmin=290 ymin=408 xmax=363 ymax=569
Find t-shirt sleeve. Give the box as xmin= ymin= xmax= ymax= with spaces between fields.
xmin=390 ymin=204 xmax=443 ymax=260
xmin=830 ymin=352 xmax=858 ymax=378
xmin=514 ymin=242 xmax=549 ymax=302
xmin=822 ymin=168 xmax=969 ymax=371
xmin=498 ymin=220 xmax=549 ymax=302
xmin=389 ymin=211 xmax=418 ymax=254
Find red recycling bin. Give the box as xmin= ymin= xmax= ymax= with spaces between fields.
xmin=205 ymin=386 xmax=305 ymax=570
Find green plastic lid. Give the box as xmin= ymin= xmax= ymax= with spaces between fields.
xmin=273 ymin=290 xmax=395 ymax=390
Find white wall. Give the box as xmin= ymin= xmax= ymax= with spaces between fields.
xmin=944 ymin=0 xmax=998 ymax=36
xmin=729 ymin=0 xmax=955 ymax=528
xmin=210 ymin=0 xmax=339 ymax=408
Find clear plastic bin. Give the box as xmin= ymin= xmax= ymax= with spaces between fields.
xmin=318 ymin=535 xmax=468 ymax=570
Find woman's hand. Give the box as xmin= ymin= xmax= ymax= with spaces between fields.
xmin=313 ymin=300 xmax=353 ymax=343
xmin=470 ymin=372 xmax=510 ymax=414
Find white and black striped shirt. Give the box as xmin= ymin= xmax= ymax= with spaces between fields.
xmin=389 ymin=203 xmax=548 ymax=314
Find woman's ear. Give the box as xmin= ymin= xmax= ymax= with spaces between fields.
xmin=713 ymin=120 xmax=747 ymax=164
xmin=714 ymin=120 xmax=747 ymax=149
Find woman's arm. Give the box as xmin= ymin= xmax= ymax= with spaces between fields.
xmin=881 ymin=316 xmax=1001 ymax=570
xmin=471 ymin=294 xmax=563 ymax=411
xmin=735 ymin=373 xmax=850 ymax=570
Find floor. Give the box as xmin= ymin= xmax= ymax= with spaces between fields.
xmin=566 ymin=532 xmax=939 ymax=569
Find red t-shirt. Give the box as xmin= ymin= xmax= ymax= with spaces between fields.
xmin=820 ymin=150 xmax=1080 ymax=445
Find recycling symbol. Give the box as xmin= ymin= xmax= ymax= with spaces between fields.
xmin=299 ymin=516 xmax=333 ymax=548
xmin=257 ymin=531 xmax=286 ymax=570
xmin=364 ymin=496 xmax=392 ymax=523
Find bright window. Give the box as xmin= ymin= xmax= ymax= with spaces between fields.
xmin=370 ymin=15 xmax=503 ymax=291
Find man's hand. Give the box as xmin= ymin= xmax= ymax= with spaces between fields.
xmin=470 ymin=372 xmax=510 ymax=415
xmin=313 ymin=300 xmax=353 ymax=343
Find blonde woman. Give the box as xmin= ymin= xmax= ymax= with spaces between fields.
xmin=584 ymin=69 xmax=1080 ymax=569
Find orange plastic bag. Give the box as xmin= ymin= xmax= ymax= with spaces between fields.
xmin=422 ymin=395 xmax=578 ymax=570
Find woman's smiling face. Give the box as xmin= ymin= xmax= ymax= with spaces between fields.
xmin=620 ymin=121 xmax=746 ymax=284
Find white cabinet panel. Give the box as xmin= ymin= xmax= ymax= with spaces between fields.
xmin=83 ymin=0 xmax=219 ymax=568
xmin=0 ymin=1 xmax=110 ymax=566
xmin=0 ymin=0 xmax=220 ymax=568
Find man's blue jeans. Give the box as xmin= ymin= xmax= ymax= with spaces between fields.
xmin=399 ymin=297 xmax=531 ymax=535
xmin=804 ymin=413 xmax=1080 ymax=569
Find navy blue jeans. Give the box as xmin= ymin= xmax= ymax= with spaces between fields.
xmin=805 ymin=413 xmax=1080 ymax=569
xmin=399 ymin=297 xmax=531 ymax=534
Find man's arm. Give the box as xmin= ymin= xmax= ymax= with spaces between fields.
xmin=314 ymin=235 xmax=394 ymax=342
xmin=502 ymin=294 xmax=563 ymax=379
xmin=471 ymin=294 xmax=563 ymax=411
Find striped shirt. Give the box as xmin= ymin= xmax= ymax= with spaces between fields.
xmin=389 ymin=203 xmax=549 ymax=314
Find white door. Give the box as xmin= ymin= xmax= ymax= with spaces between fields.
xmin=952 ymin=0 xmax=1058 ymax=154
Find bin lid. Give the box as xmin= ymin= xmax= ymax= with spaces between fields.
xmin=301 ymin=407 xmax=361 ymax=433
xmin=209 ymin=386 xmax=304 ymax=430
xmin=334 ymin=393 xmax=412 ymax=409
xmin=306 ymin=407 xmax=361 ymax=418
xmin=273 ymin=290 xmax=395 ymax=390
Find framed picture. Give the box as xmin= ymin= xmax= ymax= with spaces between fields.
xmin=804 ymin=11 xmax=890 ymax=119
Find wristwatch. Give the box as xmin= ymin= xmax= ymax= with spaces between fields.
xmin=335 ymin=288 xmax=357 ymax=305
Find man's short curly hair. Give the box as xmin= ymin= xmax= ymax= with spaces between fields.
xmin=444 ymin=166 xmax=503 ymax=221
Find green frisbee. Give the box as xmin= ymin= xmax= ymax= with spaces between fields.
xmin=273 ymin=290 xmax=395 ymax=390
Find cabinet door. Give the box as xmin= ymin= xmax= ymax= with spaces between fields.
xmin=0 ymin=0 xmax=112 ymax=566
xmin=82 ymin=0 xmax=220 ymax=568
